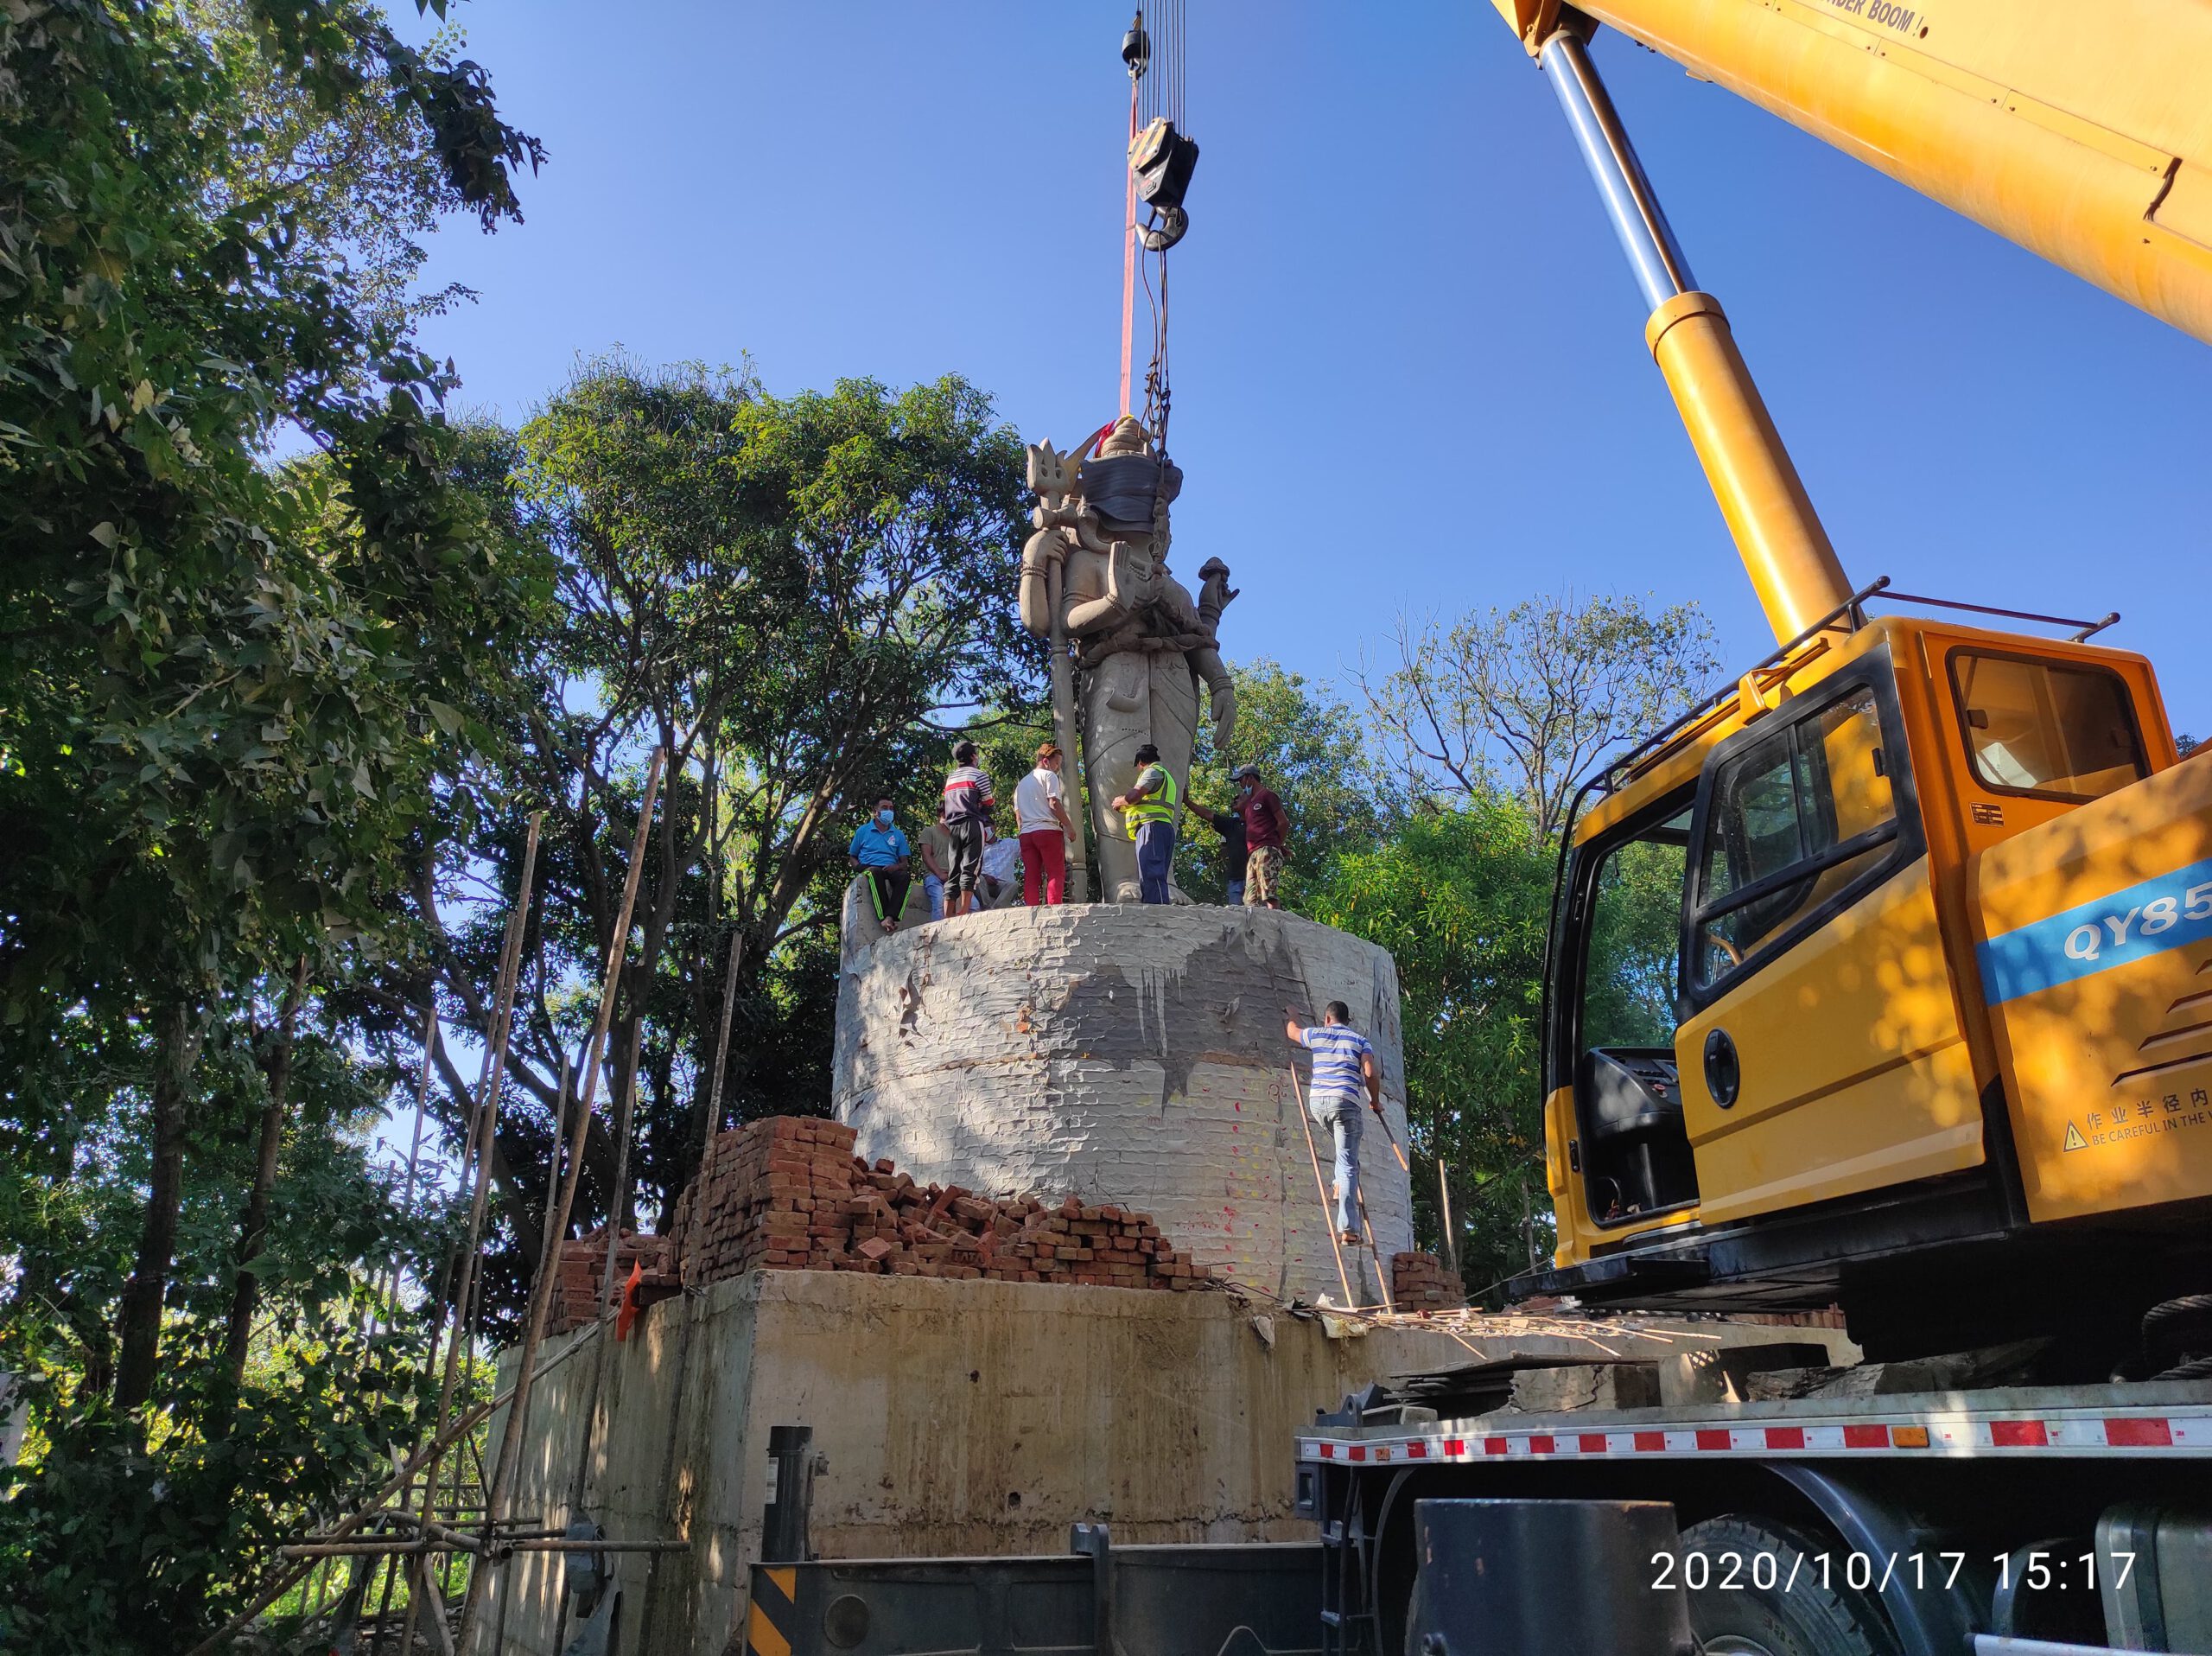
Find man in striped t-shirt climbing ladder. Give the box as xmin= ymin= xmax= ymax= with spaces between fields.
xmin=1283 ymin=1001 xmax=1384 ymax=1246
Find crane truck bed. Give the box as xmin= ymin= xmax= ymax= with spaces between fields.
xmin=741 ymin=1353 xmax=2212 ymax=1656
xmin=1296 ymin=1369 xmax=2212 ymax=1655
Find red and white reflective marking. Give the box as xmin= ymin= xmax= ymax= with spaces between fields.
xmin=1300 ymin=1404 xmax=2212 ymax=1464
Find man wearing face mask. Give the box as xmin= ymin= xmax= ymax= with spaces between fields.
xmin=847 ymin=795 xmax=913 ymax=934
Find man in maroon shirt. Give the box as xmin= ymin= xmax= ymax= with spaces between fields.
xmin=1233 ymin=764 xmax=1290 ymax=910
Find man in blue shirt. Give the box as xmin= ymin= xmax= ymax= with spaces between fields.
xmin=1283 ymin=1000 xmax=1383 ymax=1245
xmin=848 ymin=796 xmax=913 ymax=934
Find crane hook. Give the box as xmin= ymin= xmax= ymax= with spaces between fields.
xmin=1122 ymin=10 xmax=1149 ymax=80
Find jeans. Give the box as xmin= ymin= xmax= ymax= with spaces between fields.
xmin=923 ymin=873 xmax=944 ymax=920
xmin=1020 ymin=828 xmax=1066 ymax=905
xmin=1135 ymin=821 xmax=1174 ymax=904
xmin=1312 ymin=1096 xmax=1363 ymax=1235
xmin=1225 ymin=878 xmax=1244 ymax=907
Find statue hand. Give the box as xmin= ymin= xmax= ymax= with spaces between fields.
xmin=1211 ymin=682 xmax=1237 ymax=750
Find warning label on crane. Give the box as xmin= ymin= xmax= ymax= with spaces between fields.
xmin=2062 ymin=1090 xmax=2212 ymax=1150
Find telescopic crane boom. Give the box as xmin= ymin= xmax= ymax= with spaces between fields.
xmin=1488 ymin=3 xmax=2212 ymax=1354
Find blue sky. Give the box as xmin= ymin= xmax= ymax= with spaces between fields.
xmin=400 ymin=1 xmax=2212 ymax=733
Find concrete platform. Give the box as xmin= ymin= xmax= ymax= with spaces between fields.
xmin=476 ymin=1270 xmax=1849 ymax=1655
xmin=834 ymin=899 xmax=1415 ymax=1303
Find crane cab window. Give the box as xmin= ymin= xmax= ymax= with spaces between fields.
xmin=1950 ymin=651 xmax=2145 ymax=802
xmin=1690 ymin=685 xmax=1902 ymax=993
xmin=1573 ymin=805 xmax=1699 ymax=1226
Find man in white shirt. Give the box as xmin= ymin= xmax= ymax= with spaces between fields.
xmin=1013 ymin=742 xmax=1075 ymax=906
xmin=978 ymin=825 xmax=1023 ymax=909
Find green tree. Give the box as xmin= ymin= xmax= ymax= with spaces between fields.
xmin=354 ymin=360 xmax=1040 ymax=1318
xmin=1307 ymin=799 xmax=1555 ymax=1296
xmin=0 ymin=1 xmax=541 ymax=1641
xmin=1357 ymin=591 xmax=1719 ymax=836
xmin=1 ymin=0 xmax=543 ymax=1417
xmin=1177 ymin=659 xmax=1395 ymax=906
xmin=0 ymin=984 xmax=458 ymax=1649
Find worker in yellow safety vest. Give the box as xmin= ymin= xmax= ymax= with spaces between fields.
xmin=1110 ymin=742 xmax=1178 ymax=905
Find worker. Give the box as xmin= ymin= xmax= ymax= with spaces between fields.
xmin=941 ymin=741 xmax=995 ymax=918
xmin=1014 ymin=742 xmax=1075 ymax=906
xmin=1110 ymin=742 xmax=1178 ymax=905
xmin=978 ymin=825 xmax=1023 ymax=909
xmin=1282 ymin=1000 xmax=1383 ymax=1246
xmin=1235 ymin=764 xmax=1289 ymax=909
xmin=847 ymin=795 xmax=913 ymax=934
xmin=918 ymin=802 xmax=952 ymax=921
xmin=1188 ymin=795 xmax=1248 ymax=906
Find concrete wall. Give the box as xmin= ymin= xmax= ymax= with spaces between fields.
xmin=834 ymin=901 xmax=1413 ymax=1304
xmin=482 ymin=1271 xmax=1838 ymax=1656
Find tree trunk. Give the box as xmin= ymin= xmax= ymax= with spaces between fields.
xmin=112 ymin=997 xmax=206 ymax=1415
xmin=211 ymin=959 xmax=308 ymax=1437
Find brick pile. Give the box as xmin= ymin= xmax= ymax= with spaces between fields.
xmin=671 ymin=1115 xmax=1217 ymax=1290
xmin=1390 ymin=1251 xmax=1465 ymax=1313
xmin=549 ymin=1228 xmax=681 ymax=1334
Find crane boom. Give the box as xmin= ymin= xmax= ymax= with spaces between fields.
xmin=1492 ymin=0 xmax=2212 ymax=345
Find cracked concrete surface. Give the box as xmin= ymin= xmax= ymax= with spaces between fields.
xmin=834 ymin=897 xmax=1414 ymax=1305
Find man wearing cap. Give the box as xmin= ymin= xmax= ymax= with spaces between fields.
xmin=1188 ymin=793 xmax=1248 ymax=907
xmin=1110 ymin=742 xmax=1178 ymax=905
xmin=1235 ymin=765 xmax=1291 ymax=910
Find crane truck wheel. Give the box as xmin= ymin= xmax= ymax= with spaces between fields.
xmin=1676 ymin=1515 xmax=1900 ymax=1656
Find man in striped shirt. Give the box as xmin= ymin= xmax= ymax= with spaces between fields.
xmin=941 ymin=741 xmax=995 ymax=918
xmin=1283 ymin=1001 xmax=1383 ymax=1245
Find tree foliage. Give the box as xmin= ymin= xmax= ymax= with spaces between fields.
xmin=1307 ymin=800 xmax=1555 ymax=1295
xmin=354 ymin=359 xmax=1039 ymax=1330
xmin=0 ymin=2 xmax=539 ymax=1644
xmin=1357 ymin=591 xmax=1719 ymax=836
xmin=1176 ymin=659 xmax=1394 ymax=906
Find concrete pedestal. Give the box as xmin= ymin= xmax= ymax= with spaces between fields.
xmin=474 ymin=1272 xmax=1852 ymax=1656
xmin=833 ymin=897 xmax=1414 ymax=1304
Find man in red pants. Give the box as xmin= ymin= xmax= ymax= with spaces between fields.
xmin=1014 ymin=742 xmax=1075 ymax=905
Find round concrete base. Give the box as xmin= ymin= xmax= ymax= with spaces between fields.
xmin=832 ymin=895 xmax=1412 ymax=1305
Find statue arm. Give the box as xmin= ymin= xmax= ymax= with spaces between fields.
xmin=1065 ymin=593 xmax=1128 ymax=634
xmin=1192 ymin=644 xmax=1236 ymax=749
xmin=1018 ymin=527 xmax=1061 ymax=637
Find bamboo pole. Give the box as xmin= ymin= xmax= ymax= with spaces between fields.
xmin=182 ymin=1322 xmax=604 ymax=1656
xmin=1436 ymin=1157 xmax=1461 ymax=1281
xmin=404 ymin=811 xmax=540 ymax=1652
xmin=1357 ymin=1196 xmax=1396 ymax=1316
xmin=377 ymin=1001 xmax=439 ymax=1330
xmin=548 ymin=1019 xmax=647 ymax=1654
xmin=463 ymin=748 xmax=664 ymax=1653
xmin=411 ymin=1556 xmax=457 ymax=1656
xmin=1287 ymin=1067 xmax=1357 ymax=1309
xmin=700 ymin=925 xmax=744 ymax=1157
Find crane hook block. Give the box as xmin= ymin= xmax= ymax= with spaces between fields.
xmin=1130 ymin=118 xmax=1198 ymax=214
xmin=1122 ymin=11 xmax=1149 ymax=78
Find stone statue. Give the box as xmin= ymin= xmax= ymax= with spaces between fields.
xmin=1021 ymin=415 xmax=1236 ymax=903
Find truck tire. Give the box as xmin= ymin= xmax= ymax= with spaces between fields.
xmin=1677 ymin=1515 xmax=1901 ymax=1656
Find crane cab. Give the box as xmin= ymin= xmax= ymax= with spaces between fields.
xmin=1527 ymin=604 xmax=2212 ymax=1343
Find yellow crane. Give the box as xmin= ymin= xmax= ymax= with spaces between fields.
xmin=1491 ymin=0 xmax=2212 ymax=1353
